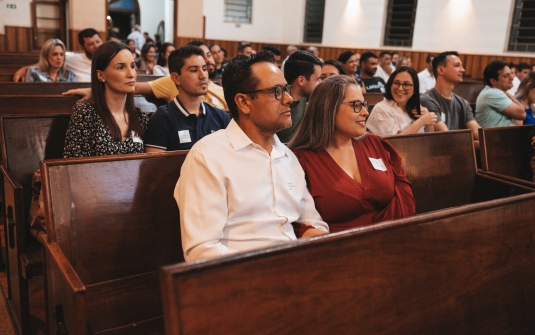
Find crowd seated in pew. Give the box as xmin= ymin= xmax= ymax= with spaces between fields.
xmin=160 ymin=189 xmax=535 ymax=335
xmin=478 ymin=124 xmax=535 ymax=185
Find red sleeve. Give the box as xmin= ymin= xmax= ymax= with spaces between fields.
xmin=291 ymin=150 xmax=316 ymax=238
xmin=373 ymin=137 xmax=417 ymax=222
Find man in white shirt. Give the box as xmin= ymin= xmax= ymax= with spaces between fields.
xmin=127 ymin=24 xmax=145 ymax=51
xmin=418 ymin=54 xmax=436 ymax=94
xmin=175 ymin=51 xmax=329 ymax=261
xmin=374 ymin=51 xmax=393 ymax=83
xmin=508 ymin=62 xmax=531 ymax=95
xmin=13 ymin=28 xmax=102 ymax=82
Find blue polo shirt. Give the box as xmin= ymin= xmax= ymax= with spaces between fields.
xmin=144 ymin=97 xmax=231 ymax=151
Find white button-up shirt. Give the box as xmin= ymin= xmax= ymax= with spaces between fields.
xmin=366 ymin=98 xmax=425 ymax=136
xmin=175 ymin=119 xmax=328 ymax=261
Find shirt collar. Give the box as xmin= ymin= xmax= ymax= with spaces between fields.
xmin=174 ymin=96 xmax=206 ymax=117
xmin=384 ymin=97 xmax=399 ymax=107
xmin=225 ymin=119 xmax=288 ymax=157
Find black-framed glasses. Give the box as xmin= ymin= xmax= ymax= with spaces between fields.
xmin=392 ymin=81 xmax=414 ymax=90
xmin=240 ymin=85 xmax=292 ymax=101
xmin=341 ymin=100 xmax=369 ymax=113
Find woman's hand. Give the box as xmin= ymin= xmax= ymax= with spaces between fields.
xmin=414 ymin=107 xmax=437 ymax=126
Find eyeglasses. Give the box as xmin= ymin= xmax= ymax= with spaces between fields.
xmin=240 ymin=85 xmax=292 ymax=101
xmin=341 ymin=100 xmax=369 ymax=113
xmin=392 ymin=81 xmax=414 ymax=90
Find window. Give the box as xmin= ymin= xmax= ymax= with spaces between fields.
xmin=508 ymin=0 xmax=535 ymax=52
xmin=224 ymin=0 xmax=252 ymax=23
xmin=383 ymin=0 xmax=418 ymax=47
xmin=303 ymin=0 xmax=325 ymax=43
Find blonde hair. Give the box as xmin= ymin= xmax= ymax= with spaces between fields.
xmin=38 ymin=39 xmax=67 ymax=75
xmin=515 ymin=71 xmax=535 ymax=103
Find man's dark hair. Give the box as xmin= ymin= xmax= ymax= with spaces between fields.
xmin=379 ymin=51 xmax=392 ymax=59
xmin=168 ymin=45 xmax=205 ymax=75
xmin=508 ymin=62 xmax=517 ymax=70
xmin=238 ymin=43 xmax=252 ymax=53
xmin=432 ymin=51 xmax=459 ymax=77
xmin=187 ymin=40 xmax=206 ymax=48
xmin=323 ymin=59 xmax=347 ymax=75
xmin=360 ymin=52 xmax=378 ymax=64
xmin=283 ymin=50 xmax=323 ymax=84
xmin=483 ymin=60 xmax=508 ymax=86
xmin=337 ymin=51 xmax=355 ymax=64
xmin=517 ymin=62 xmax=531 ymax=72
xmin=222 ymin=50 xmax=275 ymax=119
xmin=78 ymin=28 xmax=99 ymax=46
xmin=426 ymin=54 xmax=435 ymax=64
xmin=262 ymin=45 xmax=281 ymax=56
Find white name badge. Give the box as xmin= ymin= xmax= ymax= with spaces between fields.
xmin=368 ymin=157 xmax=387 ymax=171
xmin=178 ymin=130 xmax=192 ymax=143
xmin=131 ymin=131 xmax=143 ymax=144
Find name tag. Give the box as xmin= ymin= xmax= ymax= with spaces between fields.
xmin=131 ymin=131 xmax=143 ymax=144
xmin=211 ymin=96 xmax=220 ymax=106
xmin=178 ymin=130 xmax=192 ymax=143
xmin=368 ymin=157 xmax=387 ymax=171
xmin=287 ymin=182 xmax=297 ymax=195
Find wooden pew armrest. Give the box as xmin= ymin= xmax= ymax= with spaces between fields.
xmin=42 ymin=238 xmax=87 ymax=334
xmin=478 ymin=170 xmax=535 ymax=189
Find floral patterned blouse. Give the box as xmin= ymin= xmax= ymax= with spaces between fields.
xmin=63 ymin=102 xmax=150 ymax=158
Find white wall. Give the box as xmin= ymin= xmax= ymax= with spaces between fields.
xmin=322 ymin=0 xmax=387 ymax=48
xmin=0 ymin=0 xmax=33 ymax=34
xmin=177 ymin=0 xmax=203 ymax=38
xmin=203 ymin=0 xmax=306 ymax=45
xmin=412 ymin=0 xmax=515 ymax=54
xmin=138 ymin=0 xmax=165 ymax=40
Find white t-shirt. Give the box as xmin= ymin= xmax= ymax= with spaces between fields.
xmin=66 ymin=52 xmax=91 ymax=82
xmin=375 ymin=65 xmax=391 ymax=83
xmin=366 ymin=98 xmax=425 ymax=136
xmin=418 ymin=68 xmax=436 ymax=94
xmin=508 ymin=76 xmax=521 ymax=95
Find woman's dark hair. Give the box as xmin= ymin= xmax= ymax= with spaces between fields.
xmin=140 ymin=42 xmax=156 ymax=62
xmin=289 ymin=75 xmax=358 ymax=150
xmin=323 ymin=59 xmax=347 ymax=76
xmin=91 ymin=41 xmax=144 ymax=141
xmin=384 ymin=66 xmax=420 ymax=120
xmin=337 ymin=50 xmax=355 ymax=64
xmin=156 ymin=42 xmax=174 ymax=67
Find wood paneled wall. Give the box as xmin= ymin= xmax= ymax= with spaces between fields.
xmin=0 ymin=26 xmax=33 ymax=52
xmin=176 ymin=37 xmax=535 ymax=80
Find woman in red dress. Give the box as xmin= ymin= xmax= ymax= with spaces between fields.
xmin=289 ymin=75 xmax=416 ymax=235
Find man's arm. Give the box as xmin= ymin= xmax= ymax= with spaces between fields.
xmin=434 ymin=121 xmax=448 ymax=132
xmin=13 ymin=63 xmax=37 ymax=82
xmin=465 ymin=120 xmax=480 ymax=149
xmin=175 ymin=148 xmax=234 ymax=261
xmin=502 ymin=91 xmax=526 ymax=120
xmin=63 ymin=82 xmax=154 ymax=103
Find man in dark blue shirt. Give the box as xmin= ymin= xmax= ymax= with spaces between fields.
xmin=144 ymin=45 xmax=230 ymax=151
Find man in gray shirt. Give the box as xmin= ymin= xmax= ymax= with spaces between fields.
xmin=420 ymin=51 xmax=480 ymax=146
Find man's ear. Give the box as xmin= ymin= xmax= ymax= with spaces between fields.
xmin=489 ymin=78 xmax=497 ymax=88
xmin=170 ymin=72 xmax=181 ymax=86
xmin=235 ymin=93 xmax=251 ymax=115
xmin=296 ymin=75 xmax=306 ymax=87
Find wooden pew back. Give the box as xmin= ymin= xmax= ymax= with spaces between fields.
xmin=0 ymin=82 xmax=90 ymax=95
xmin=0 ymin=95 xmax=78 ymax=115
xmin=385 ymin=130 xmax=476 ymax=212
xmin=160 ymin=192 xmax=535 ymax=335
xmin=479 ymin=125 xmax=534 ymax=183
xmin=452 ymin=83 xmax=484 ymax=104
xmin=41 ymin=152 xmax=186 ymax=334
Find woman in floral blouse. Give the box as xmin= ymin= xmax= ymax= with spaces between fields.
xmin=63 ymin=41 xmax=149 ymax=158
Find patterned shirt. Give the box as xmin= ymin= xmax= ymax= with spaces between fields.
xmin=63 ymin=102 xmax=150 ymax=158
xmin=25 ymin=66 xmax=77 ymax=82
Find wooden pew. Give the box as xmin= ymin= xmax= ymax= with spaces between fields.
xmin=0 ymin=114 xmax=70 ymax=335
xmin=363 ymin=92 xmax=384 ymax=106
xmin=452 ymin=83 xmax=484 ymax=105
xmin=0 ymin=82 xmax=90 ymax=95
xmin=479 ymin=125 xmax=534 ymax=187
xmin=160 ymin=191 xmax=535 ymax=335
xmin=385 ymin=130 xmax=531 ymax=213
xmin=40 ymin=152 xmax=187 ymax=335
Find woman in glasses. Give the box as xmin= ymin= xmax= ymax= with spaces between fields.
xmin=289 ymin=75 xmax=415 ymax=234
xmin=366 ymin=67 xmax=437 ymax=136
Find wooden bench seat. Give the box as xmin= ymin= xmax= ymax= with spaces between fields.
xmin=385 ymin=130 xmax=530 ymax=213
xmin=41 ymin=152 xmax=187 ymax=334
xmin=0 ymin=114 xmax=70 ymax=335
xmin=479 ymin=125 xmax=534 ymax=187
xmin=160 ymin=191 xmax=535 ymax=334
